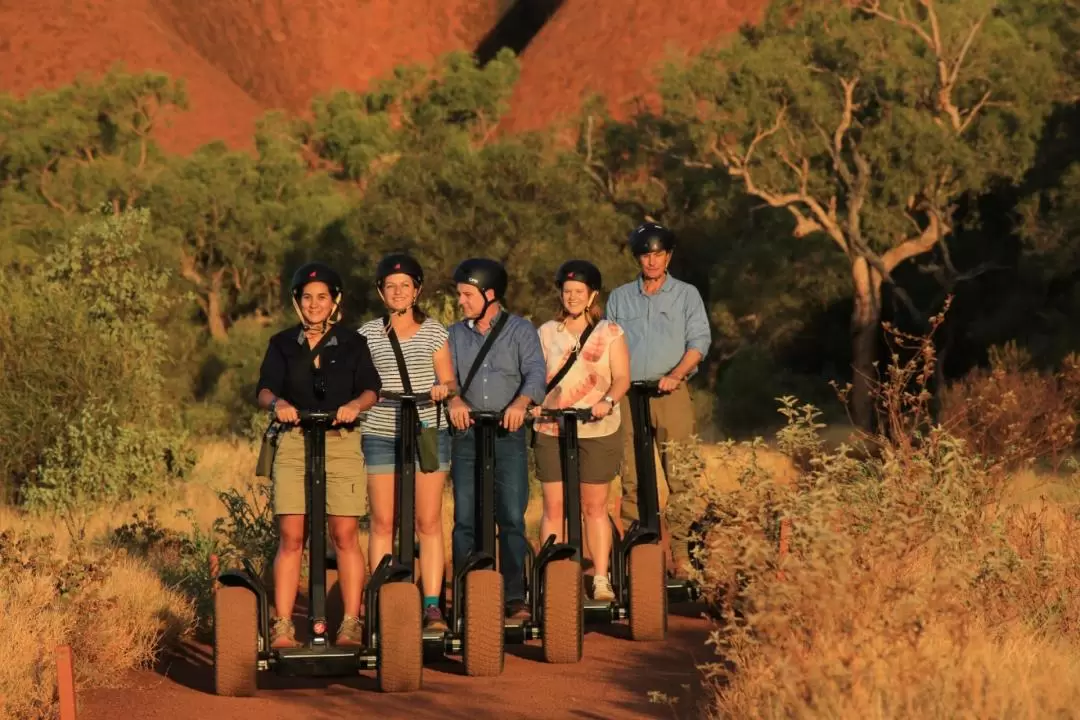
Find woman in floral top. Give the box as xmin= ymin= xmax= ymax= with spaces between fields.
xmin=531 ymin=260 xmax=630 ymax=602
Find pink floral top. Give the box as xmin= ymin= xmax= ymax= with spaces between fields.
xmin=534 ymin=319 xmax=624 ymax=439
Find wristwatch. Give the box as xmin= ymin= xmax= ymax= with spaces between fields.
xmin=602 ymin=395 xmax=615 ymax=406
xmin=269 ymin=397 xmax=279 ymax=414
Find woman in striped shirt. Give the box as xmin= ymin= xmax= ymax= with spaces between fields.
xmin=358 ymin=253 xmax=456 ymax=631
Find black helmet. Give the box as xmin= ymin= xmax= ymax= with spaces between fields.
xmin=376 ymin=252 xmax=424 ymax=288
xmin=291 ymin=262 xmax=343 ymax=299
xmin=555 ymin=260 xmax=602 ymax=292
xmin=453 ymin=258 xmax=508 ymax=300
xmin=628 ymin=222 xmax=676 ymax=256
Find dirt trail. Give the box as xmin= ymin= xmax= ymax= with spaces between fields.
xmin=81 ymin=608 xmax=713 ymax=720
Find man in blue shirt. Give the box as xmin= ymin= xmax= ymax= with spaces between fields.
xmin=447 ymin=258 xmax=546 ymax=620
xmin=607 ymin=223 xmax=711 ymax=579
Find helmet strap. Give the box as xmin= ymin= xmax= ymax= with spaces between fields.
xmin=293 ymin=293 xmax=342 ymax=334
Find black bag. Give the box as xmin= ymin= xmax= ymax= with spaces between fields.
xmin=386 ymin=318 xmax=442 ymax=473
xmin=255 ymin=419 xmax=286 ymax=478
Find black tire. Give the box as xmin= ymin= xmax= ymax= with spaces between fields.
xmin=463 ymin=569 xmax=504 ymax=677
xmin=376 ymin=582 xmax=423 ymax=693
xmin=213 ymin=585 xmax=258 ymax=696
xmin=629 ymin=543 xmax=667 ymax=641
xmin=542 ymin=559 xmax=583 ymax=664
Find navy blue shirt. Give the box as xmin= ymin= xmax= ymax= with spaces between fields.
xmin=447 ymin=309 xmax=546 ymax=412
xmin=256 ymin=324 xmax=381 ymax=412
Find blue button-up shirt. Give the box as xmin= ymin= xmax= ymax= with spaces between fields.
xmin=606 ymin=274 xmax=711 ymax=382
xmin=448 ymin=309 xmax=547 ymax=411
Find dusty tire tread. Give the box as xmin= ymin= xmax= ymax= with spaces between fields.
xmin=629 ymin=543 xmax=667 ymax=641
xmin=542 ymin=559 xmax=583 ymax=664
xmin=464 ymin=569 xmax=505 ymax=677
xmin=377 ymin=582 xmax=423 ymax=692
xmin=214 ymin=585 xmax=258 ymax=697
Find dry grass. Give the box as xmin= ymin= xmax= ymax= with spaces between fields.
xmin=0 ymin=534 xmax=194 ymax=720
xmin=664 ymin=319 xmax=1080 ymax=719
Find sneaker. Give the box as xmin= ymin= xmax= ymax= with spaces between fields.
xmin=505 ymin=599 xmax=530 ymax=621
xmin=423 ymin=605 xmax=449 ymax=632
xmin=270 ymin=616 xmax=300 ymax=649
xmin=336 ymin=615 xmax=364 ymax=647
xmin=591 ymin=575 xmax=616 ymax=603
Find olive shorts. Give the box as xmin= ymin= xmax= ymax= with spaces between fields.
xmin=271 ymin=427 xmax=368 ymax=517
xmin=533 ymin=430 xmax=624 ymax=485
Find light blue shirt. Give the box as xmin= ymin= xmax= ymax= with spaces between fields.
xmin=448 ymin=308 xmax=547 ymax=412
xmin=606 ymin=274 xmax=711 ymax=382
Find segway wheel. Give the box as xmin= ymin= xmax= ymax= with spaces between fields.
xmin=628 ymin=543 xmax=667 ymax=641
xmin=377 ymin=582 xmax=423 ymax=693
xmin=464 ymin=569 xmax=504 ymax=677
xmin=213 ymin=585 xmax=258 ymax=696
xmin=542 ymin=559 xmax=583 ymax=664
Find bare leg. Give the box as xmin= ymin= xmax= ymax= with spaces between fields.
xmin=366 ymin=472 xmax=396 ymax=573
xmin=415 ymin=470 xmax=447 ymax=601
xmin=540 ymin=482 xmax=565 ymax=545
xmin=328 ymin=516 xmax=366 ymax=618
xmin=273 ymin=514 xmax=307 ymax=620
xmin=581 ymin=484 xmax=612 ymax=577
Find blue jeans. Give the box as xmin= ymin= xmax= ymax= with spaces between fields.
xmin=450 ymin=426 xmax=529 ymax=604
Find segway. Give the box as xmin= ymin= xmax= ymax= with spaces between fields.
xmin=520 ymin=407 xmax=597 ymax=664
xmin=443 ymin=409 xmax=507 ymax=676
xmin=214 ymin=410 xmax=423 ymax=696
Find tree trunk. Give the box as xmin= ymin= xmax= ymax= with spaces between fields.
xmin=206 ymin=268 xmax=229 ymax=342
xmin=850 ymin=256 xmax=882 ymax=433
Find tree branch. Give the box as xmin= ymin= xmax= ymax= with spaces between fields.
xmin=38 ymin=158 xmax=72 ymax=215
xmin=882 ymin=211 xmax=948 ymax=272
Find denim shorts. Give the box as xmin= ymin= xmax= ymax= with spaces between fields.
xmin=361 ymin=429 xmax=452 ymax=475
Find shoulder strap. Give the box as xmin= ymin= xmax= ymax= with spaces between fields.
xmin=460 ymin=311 xmax=510 ymax=400
xmin=383 ymin=316 xmax=413 ymax=394
xmin=545 ymin=320 xmax=597 ymax=394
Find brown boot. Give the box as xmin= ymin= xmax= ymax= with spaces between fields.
xmin=270 ymin=616 xmax=301 ymax=649
xmin=336 ymin=615 xmax=364 ymax=647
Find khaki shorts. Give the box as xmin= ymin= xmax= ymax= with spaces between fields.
xmin=271 ymin=427 xmax=368 ymax=517
xmin=534 ymin=430 xmax=623 ymax=485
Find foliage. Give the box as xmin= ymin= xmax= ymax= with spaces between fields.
xmin=668 ymin=329 xmax=1080 ymax=718
xmin=0 ymin=209 xmax=191 ymax=506
xmin=0 ymin=68 xmax=187 ymax=264
xmin=942 ymin=342 xmax=1080 ymax=471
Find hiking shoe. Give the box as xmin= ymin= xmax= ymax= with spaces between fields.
xmin=270 ymin=616 xmax=300 ymax=649
xmin=505 ymin=599 xmax=530 ymax=621
xmin=591 ymin=574 xmax=616 ymax=603
xmin=336 ymin=615 xmax=364 ymax=647
xmin=423 ymin=605 xmax=449 ymax=632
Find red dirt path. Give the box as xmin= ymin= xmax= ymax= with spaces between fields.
xmin=80 ymin=611 xmax=715 ymax=720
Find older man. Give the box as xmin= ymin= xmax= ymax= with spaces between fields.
xmin=606 ymin=222 xmax=711 ymax=578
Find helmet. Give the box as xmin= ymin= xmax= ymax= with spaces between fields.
xmin=376 ymin=252 xmax=424 ymax=288
xmin=453 ymin=258 xmax=508 ymax=300
xmin=290 ymin=262 xmax=343 ymax=299
xmin=555 ymin=260 xmax=602 ymax=292
xmin=628 ymin=222 xmax=676 ymax=256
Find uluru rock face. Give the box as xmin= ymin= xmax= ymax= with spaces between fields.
xmin=0 ymin=0 xmax=501 ymax=153
xmin=0 ymin=0 xmax=265 ymax=153
xmin=148 ymin=0 xmax=503 ymax=112
xmin=499 ymin=0 xmax=767 ymax=133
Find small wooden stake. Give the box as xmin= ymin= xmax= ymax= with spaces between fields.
xmin=56 ymin=645 xmax=76 ymax=720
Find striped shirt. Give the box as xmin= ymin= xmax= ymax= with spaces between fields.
xmin=357 ymin=317 xmax=449 ymax=437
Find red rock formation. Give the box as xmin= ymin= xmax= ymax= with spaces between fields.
xmin=500 ymin=0 xmax=767 ymax=133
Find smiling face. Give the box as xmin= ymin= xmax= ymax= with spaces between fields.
xmin=637 ymin=249 xmax=671 ymax=281
xmin=381 ymin=273 xmax=420 ymax=313
xmin=300 ymin=281 xmax=334 ymax=326
xmin=456 ymin=283 xmax=493 ymax=321
xmin=560 ymin=279 xmax=594 ymax=317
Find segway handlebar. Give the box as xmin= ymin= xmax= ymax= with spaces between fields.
xmin=529 ymin=407 xmax=599 ymax=423
xmin=630 ymin=379 xmax=671 ymax=396
xmin=379 ymin=389 xmax=457 ymax=407
xmin=296 ymin=410 xmax=336 ymax=424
